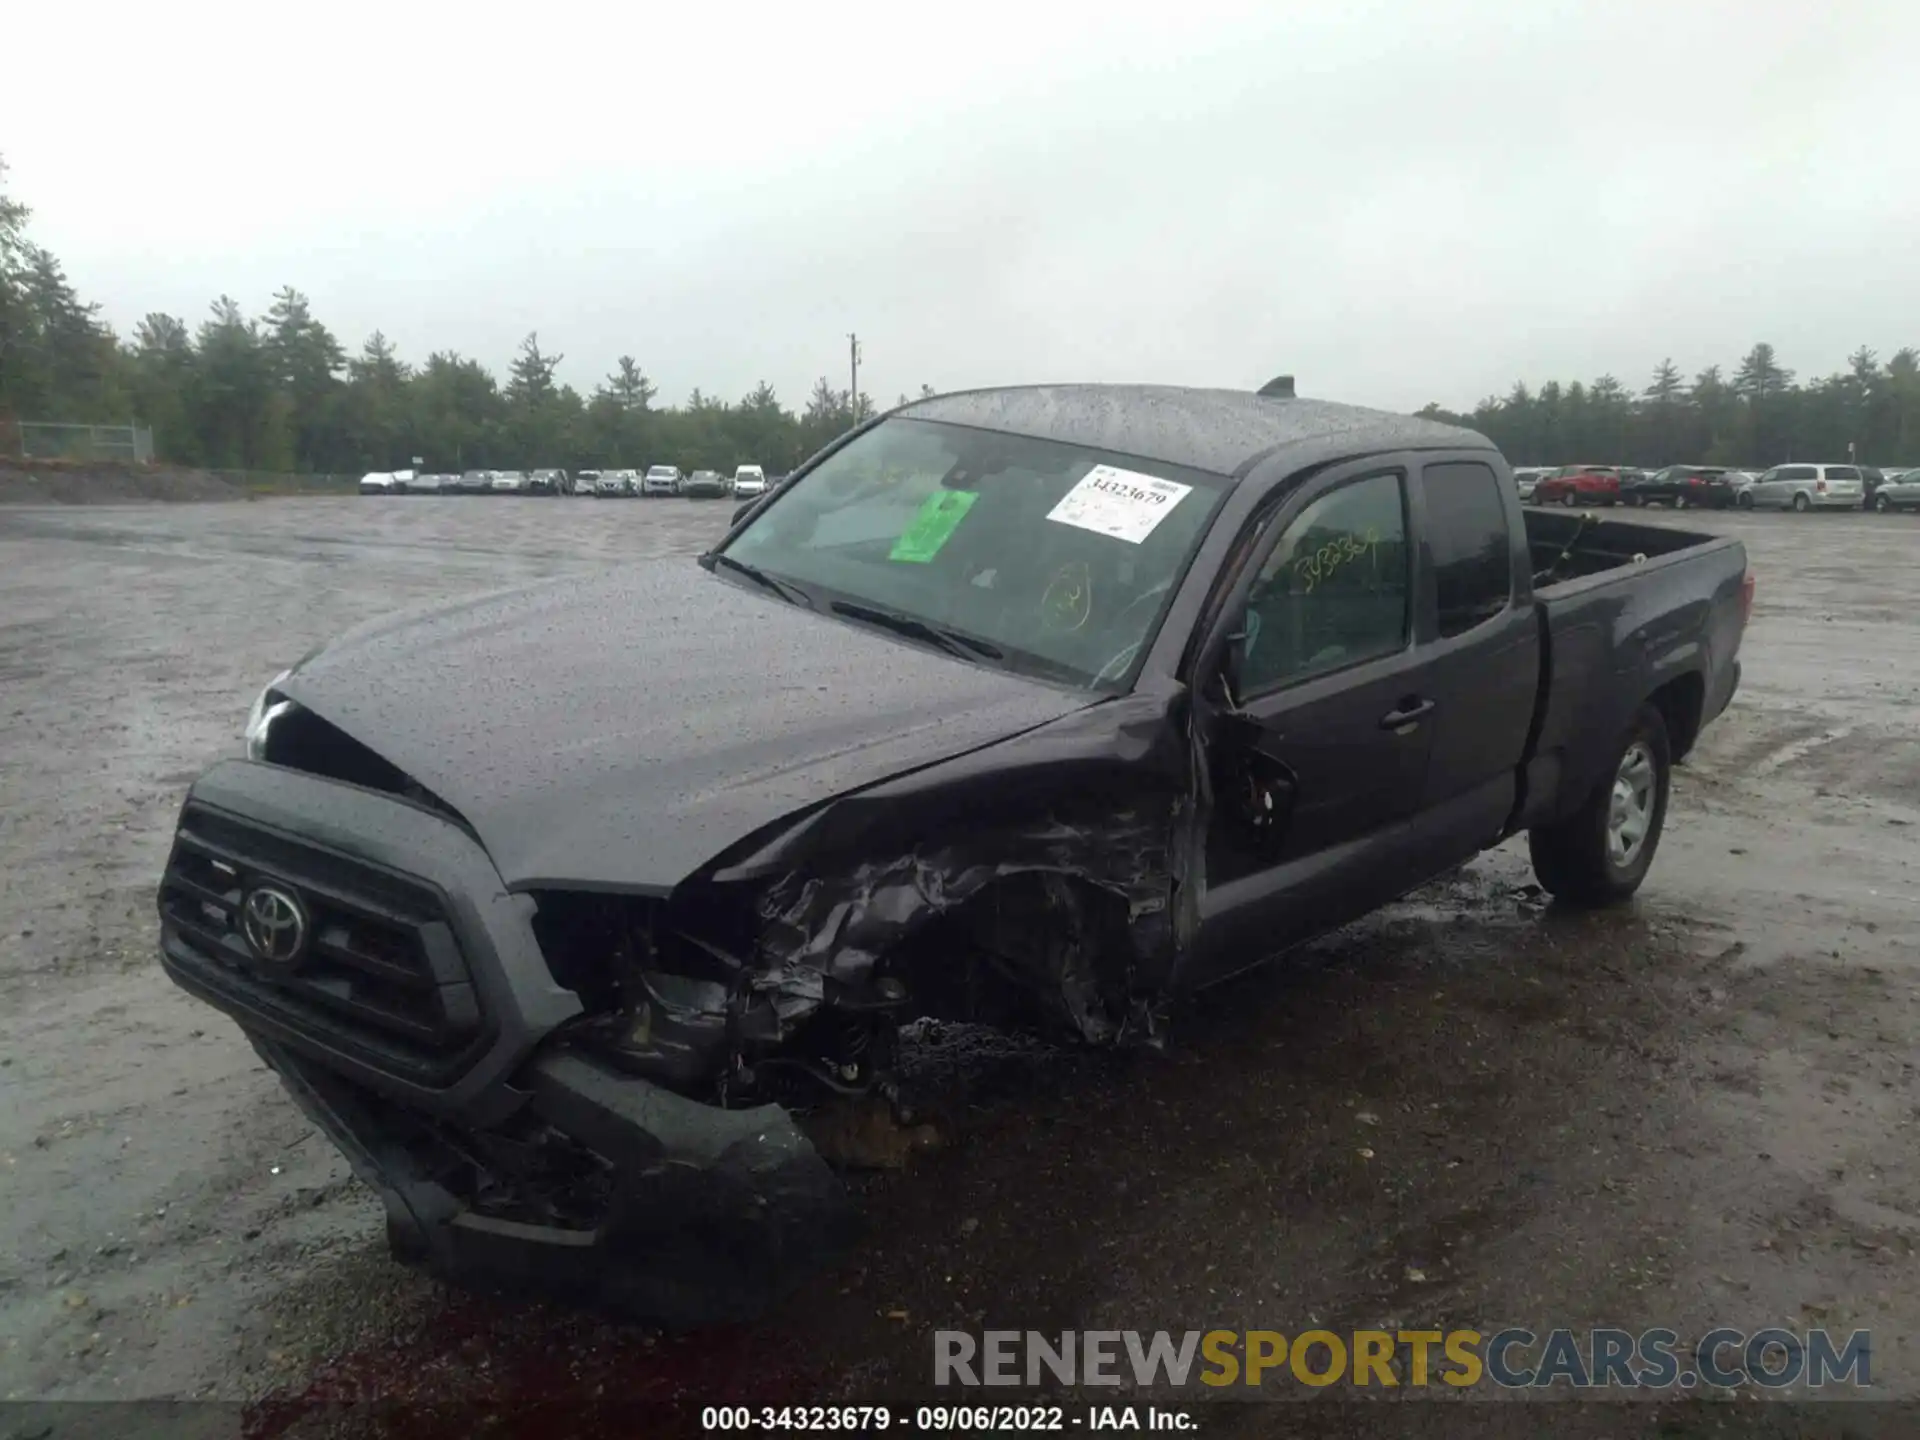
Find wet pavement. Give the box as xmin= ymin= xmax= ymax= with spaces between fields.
xmin=2 ymin=496 xmax=1918 ymax=1431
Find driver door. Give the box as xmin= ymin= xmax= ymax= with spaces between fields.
xmin=1185 ymin=466 xmax=1440 ymax=989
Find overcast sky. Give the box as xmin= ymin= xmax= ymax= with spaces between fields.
xmin=5 ymin=0 xmax=1917 ymax=413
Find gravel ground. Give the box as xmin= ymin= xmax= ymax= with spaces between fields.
xmin=2 ymin=496 xmax=1918 ymax=1434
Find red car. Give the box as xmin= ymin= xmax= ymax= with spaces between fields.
xmin=1532 ymin=464 xmax=1622 ymax=507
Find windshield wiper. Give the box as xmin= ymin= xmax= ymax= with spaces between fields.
xmin=829 ymin=600 xmax=1005 ymax=664
xmin=708 ymin=553 xmax=811 ymax=608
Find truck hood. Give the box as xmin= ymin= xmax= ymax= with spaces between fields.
xmin=277 ymin=561 xmax=1098 ymax=892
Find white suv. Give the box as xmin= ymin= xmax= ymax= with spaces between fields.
xmin=732 ymin=464 xmax=767 ymax=499
xmin=1745 ymin=464 xmax=1864 ymax=512
xmin=490 ymin=470 xmax=531 ymax=494
xmin=642 ymin=465 xmax=683 ymax=497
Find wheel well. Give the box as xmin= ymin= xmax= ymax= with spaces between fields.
xmin=1648 ymin=672 xmax=1705 ymax=761
xmin=882 ymin=871 xmax=1138 ymax=1040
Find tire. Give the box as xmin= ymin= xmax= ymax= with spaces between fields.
xmin=1561 ymin=490 xmax=1580 ymax=508
xmin=1528 ymin=703 xmax=1672 ymax=906
xmin=1792 ymin=493 xmax=1810 ymax=512
xmin=1737 ymin=491 xmax=1754 ymax=510
xmin=1675 ymin=494 xmax=1689 ymax=510
xmin=1875 ymin=493 xmax=1892 ymax=513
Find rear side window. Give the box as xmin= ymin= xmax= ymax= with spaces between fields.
xmin=1826 ymin=466 xmax=1861 ymax=481
xmin=1424 ymin=462 xmax=1514 ymax=639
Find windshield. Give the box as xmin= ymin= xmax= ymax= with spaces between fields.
xmin=717 ymin=416 xmax=1232 ymax=692
xmin=647 ymin=468 xmax=676 ymax=478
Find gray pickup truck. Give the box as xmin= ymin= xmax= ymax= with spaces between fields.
xmin=157 ymin=384 xmax=1751 ymax=1322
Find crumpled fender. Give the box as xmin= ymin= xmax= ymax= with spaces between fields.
xmin=692 ymin=692 xmax=1199 ymax=1047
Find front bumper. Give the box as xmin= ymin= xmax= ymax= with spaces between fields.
xmin=261 ymin=1039 xmax=850 ymax=1324
xmin=156 ymin=760 xmax=852 ymax=1322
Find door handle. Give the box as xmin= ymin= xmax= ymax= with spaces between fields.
xmin=1379 ymin=698 xmax=1435 ymax=730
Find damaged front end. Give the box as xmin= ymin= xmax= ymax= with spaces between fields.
xmin=533 ymin=799 xmax=1183 ymax=1152
xmin=163 ymin=694 xmax=1193 ymax=1324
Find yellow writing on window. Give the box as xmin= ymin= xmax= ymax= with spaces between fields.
xmin=1291 ymin=528 xmax=1382 ymax=594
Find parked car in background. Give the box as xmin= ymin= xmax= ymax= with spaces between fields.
xmin=642 ymin=465 xmax=683 ymax=497
xmin=1624 ymin=465 xmax=1738 ymax=509
xmin=1860 ymin=467 xmax=1909 ymax=507
xmin=575 ymin=469 xmax=603 ymax=495
xmin=410 ymin=473 xmax=444 ymax=496
xmin=732 ymin=464 xmax=768 ymax=499
xmin=1871 ymin=471 xmax=1920 ymax=512
xmin=1533 ymin=464 xmax=1622 ymax=507
xmin=1723 ymin=471 xmax=1759 ymax=507
xmin=684 ymin=470 xmax=730 ymax=499
xmin=359 ymin=471 xmax=399 ymax=495
xmin=491 ymin=471 xmax=531 ymax=495
xmin=1745 ymin=463 xmax=1864 ymax=512
xmin=456 ymin=470 xmax=492 ymax=494
xmin=529 ymin=469 xmax=570 ymax=495
xmin=594 ymin=472 xmax=628 ymax=497
xmin=1511 ymin=466 xmax=1552 ymax=501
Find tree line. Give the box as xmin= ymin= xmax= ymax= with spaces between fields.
xmin=1417 ymin=340 xmax=1919 ymax=470
xmin=1 ymin=156 xmax=906 ymax=475
xmin=5 ymin=154 xmax=1917 ymax=475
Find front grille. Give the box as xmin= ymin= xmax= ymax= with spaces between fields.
xmin=158 ymin=805 xmax=486 ymax=1083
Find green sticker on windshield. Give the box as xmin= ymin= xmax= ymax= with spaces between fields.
xmin=889 ymin=489 xmax=978 ymax=563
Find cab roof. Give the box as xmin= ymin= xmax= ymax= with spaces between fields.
xmin=896 ymin=384 xmax=1493 ymax=480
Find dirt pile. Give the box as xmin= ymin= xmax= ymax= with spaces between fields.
xmin=0 ymin=456 xmax=250 ymax=504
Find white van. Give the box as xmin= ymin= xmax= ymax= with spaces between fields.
xmin=1745 ymin=464 xmax=1864 ymax=512
xmin=733 ymin=464 xmax=767 ymax=499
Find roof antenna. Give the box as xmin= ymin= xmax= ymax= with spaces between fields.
xmin=1258 ymin=374 xmax=1296 ymax=399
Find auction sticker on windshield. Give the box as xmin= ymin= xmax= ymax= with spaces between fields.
xmin=889 ymin=489 xmax=980 ymax=563
xmin=1046 ymin=466 xmax=1192 ymax=544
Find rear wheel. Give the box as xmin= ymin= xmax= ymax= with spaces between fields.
xmin=1737 ymin=490 xmax=1754 ymax=509
xmin=1561 ymin=490 xmax=1580 ymax=508
xmin=1792 ymin=493 xmax=1811 ymax=513
xmin=1529 ymin=704 xmax=1672 ymax=906
xmin=1875 ymin=493 xmax=1893 ymax=513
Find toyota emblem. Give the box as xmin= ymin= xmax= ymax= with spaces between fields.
xmin=240 ymin=884 xmax=309 ymax=966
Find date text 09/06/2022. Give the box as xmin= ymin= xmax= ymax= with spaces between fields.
xmin=701 ymin=1406 xmax=1194 ymax=1432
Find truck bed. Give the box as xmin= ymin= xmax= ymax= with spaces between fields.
xmin=1512 ymin=507 xmax=1749 ymax=834
xmin=1523 ymin=509 xmax=1723 ymax=594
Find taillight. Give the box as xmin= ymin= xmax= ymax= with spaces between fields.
xmin=1740 ymin=571 xmax=1756 ymax=625
xmin=1816 ymin=479 xmax=1827 ymax=493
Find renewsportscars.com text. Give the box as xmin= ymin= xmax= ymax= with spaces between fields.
xmin=933 ymin=1328 xmax=1872 ymax=1391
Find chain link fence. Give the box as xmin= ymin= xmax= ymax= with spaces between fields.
xmin=13 ymin=421 xmax=155 ymax=463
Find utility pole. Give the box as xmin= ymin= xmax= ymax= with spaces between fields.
xmin=848 ymin=333 xmax=862 ymax=422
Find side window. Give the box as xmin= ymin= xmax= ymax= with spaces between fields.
xmin=1238 ymin=472 xmax=1409 ymax=694
xmin=1827 ymin=466 xmax=1860 ymax=481
xmin=1424 ymin=461 xmax=1514 ymax=639
xmin=1784 ymin=465 xmax=1817 ymax=481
